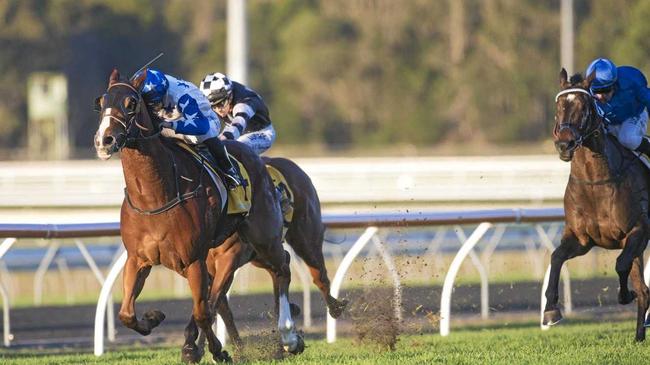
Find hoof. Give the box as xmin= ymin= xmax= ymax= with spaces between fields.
xmin=284 ymin=334 xmax=305 ymax=355
xmin=328 ymin=298 xmax=349 ymax=319
xmin=213 ymin=350 xmax=232 ymax=363
xmin=619 ymin=290 xmax=637 ymax=305
xmin=542 ymin=309 xmax=563 ymax=326
xmin=290 ymin=302 xmax=301 ymax=317
xmin=181 ymin=343 xmax=204 ymax=364
xmin=143 ymin=309 xmax=166 ymax=328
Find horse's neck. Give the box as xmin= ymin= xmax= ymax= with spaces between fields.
xmin=571 ymin=135 xmax=617 ymax=181
xmin=121 ymin=112 xmax=177 ymax=208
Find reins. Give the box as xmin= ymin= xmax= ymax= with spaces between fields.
xmin=106 ymin=82 xmax=161 ymax=143
xmin=105 ymin=82 xmax=207 ymax=215
xmin=555 ymin=88 xmax=638 ymax=186
xmin=123 ymin=150 xmax=205 ymax=215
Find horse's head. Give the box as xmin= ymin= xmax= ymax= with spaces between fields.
xmin=93 ymin=69 xmax=150 ymax=160
xmin=552 ymin=68 xmax=600 ymax=162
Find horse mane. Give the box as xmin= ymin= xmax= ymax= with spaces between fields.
xmin=569 ymin=73 xmax=584 ymax=86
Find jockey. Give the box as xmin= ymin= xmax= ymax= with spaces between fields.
xmin=140 ymin=69 xmax=242 ymax=189
xmin=586 ymin=58 xmax=650 ymax=156
xmin=198 ymin=72 xmax=275 ymax=155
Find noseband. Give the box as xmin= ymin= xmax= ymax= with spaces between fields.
xmin=554 ymin=88 xmax=602 ymax=151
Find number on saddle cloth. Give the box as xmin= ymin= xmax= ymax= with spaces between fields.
xmin=265 ymin=165 xmax=294 ymax=227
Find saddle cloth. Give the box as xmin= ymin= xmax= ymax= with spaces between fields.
xmin=265 ymin=164 xmax=294 ymax=228
xmin=174 ymin=142 xmax=252 ymax=215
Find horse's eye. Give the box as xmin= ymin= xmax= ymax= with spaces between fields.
xmin=124 ymin=97 xmax=137 ymax=113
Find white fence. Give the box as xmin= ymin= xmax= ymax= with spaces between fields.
xmin=0 ymin=156 xmax=570 ymax=210
xmin=0 ymin=208 xmax=594 ymax=356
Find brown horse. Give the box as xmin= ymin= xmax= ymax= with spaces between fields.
xmin=93 ymin=69 xmax=303 ymax=362
xmin=186 ymin=156 xmax=348 ymax=352
xmin=548 ymin=68 xmax=650 ymax=341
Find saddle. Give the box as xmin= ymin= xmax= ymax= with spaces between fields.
xmin=174 ymin=141 xmax=252 ymax=215
xmin=265 ymin=165 xmax=294 ymax=228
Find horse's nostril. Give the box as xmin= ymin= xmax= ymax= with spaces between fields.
xmin=103 ymin=136 xmax=115 ymax=146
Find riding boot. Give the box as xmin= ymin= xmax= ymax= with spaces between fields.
xmin=635 ymin=137 xmax=650 ymax=157
xmin=203 ymin=137 xmax=242 ymax=190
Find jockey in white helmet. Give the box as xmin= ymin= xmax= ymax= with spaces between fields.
xmin=199 ymin=72 xmax=276 ymax=155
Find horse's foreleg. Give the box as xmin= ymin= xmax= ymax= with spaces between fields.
xmin=185 ymin=259 xmax=231 ymax=363
xmin=616 ymin=227 xmax=646 ymax=305
xmin=630 ymin=256 xmax=649 ymax=342
xmin=118 ymin=256 xmax=163 ymax=335
xmin=543 ymin=231 xmax=591 ymax=326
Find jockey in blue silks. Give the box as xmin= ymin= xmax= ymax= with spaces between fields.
xmin=586 ymin=58 xmax=650 ymax=156
xmin=139 ymin=69 xmax=242 ymax=189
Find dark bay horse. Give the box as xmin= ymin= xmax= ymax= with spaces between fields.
xmin=548 ymin=68 xmax=650 ymax=341
xmin=186 ymin=156 xmax=348 ymax=352
xmin=93 ymin=69 xmax=303 ymax=362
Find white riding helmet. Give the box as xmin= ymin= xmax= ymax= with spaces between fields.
xmin=199 ymin=72 xmax=233 ymax=105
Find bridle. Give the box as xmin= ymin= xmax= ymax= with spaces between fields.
xmin=98 ymin=82 xmax=160 ymax=148
xmin=553 ymin=87 xmax=603 ymax=153
xmin=98 ymin=81 xmax=204 ymax=215
xmin=555 ymin=87 xmax=637 ymax=185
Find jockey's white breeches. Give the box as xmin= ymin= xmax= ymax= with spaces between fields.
xmin=236 ymin=124 xmax=276 ymax=155
xmin=607 ymin=109 xmax=648 ymax=150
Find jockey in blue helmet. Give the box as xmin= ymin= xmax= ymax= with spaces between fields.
xmin=140 ymin=69 xmax=242 ymax=189
xmin=586 ymin=58 xmax=650 ymax=156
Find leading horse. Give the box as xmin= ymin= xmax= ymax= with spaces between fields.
xmin=548 ymin=69 xmax=650 ymax=341
xmin=93 ymin=69 xmax=303 ymax=362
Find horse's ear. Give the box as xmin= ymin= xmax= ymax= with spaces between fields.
xmin=109 ymin=68 xmax=120 ymax=85
xmin=585 ymin=70 xmax=597 ymax=88
xmin=560 ymin=68 xmax=569 ymax=88
xmin=131 ymin=68 xmax=147 ymax=91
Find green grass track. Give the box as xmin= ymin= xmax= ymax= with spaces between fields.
xmin=2 ymin=320 xmax=650 ymax=364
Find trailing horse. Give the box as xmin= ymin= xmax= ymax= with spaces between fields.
xmin=93 ymin=69 xmax=303 ymax=363
xmin=187 ymin=156 xmax=349 ymax=351
xmin=548 ymin=68 xmax=650 ymax=341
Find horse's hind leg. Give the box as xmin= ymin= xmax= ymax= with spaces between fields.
xmin=286 ymin=228 xmax=347 ymax=318
xmin=543 ymin=231 xmax=591 ymax=326
xmin=631 ymin=256 xmax=649 ymax=342
xmin=185 ymin=259 xmax=231 ymax=363
xmin=118 ymin=256 xmax=165 ymax=335
xmin=195 ymin=262 xmax=245 ymax=354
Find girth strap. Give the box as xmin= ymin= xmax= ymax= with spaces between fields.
xmin=123 ymin=148 xmax=206 ymax=215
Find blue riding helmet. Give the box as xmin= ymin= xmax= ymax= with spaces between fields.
xmin=141 ymin=69 xmax=169 ymax=105
xmin=585 ymin=58 xmax=617 ymax=93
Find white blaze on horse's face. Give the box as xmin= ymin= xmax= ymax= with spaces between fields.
xmin=95 ymin=107 xmax=116 ymax=160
